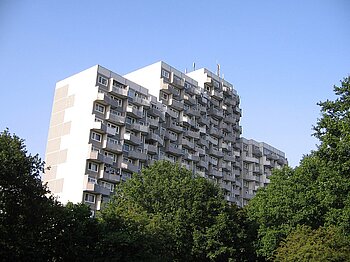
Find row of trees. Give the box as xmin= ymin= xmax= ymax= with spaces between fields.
xmin=1 ymin=76 xmax=349 ymax=261
xmin=247 ymin=76 xmax=350 ymax=260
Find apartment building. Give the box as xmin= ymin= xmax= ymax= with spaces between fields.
xmin=44 ymin=61 xmax=287 ymax=212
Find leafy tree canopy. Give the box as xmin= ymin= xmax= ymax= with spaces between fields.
xmin=274 ymin=225 xmax=350 ymax=261
xmin=0 ymin=129 xmax=98 ymax=261
xmin=246 ymin=77 xmax=350 ymax=259
xmin=97 ymin=161 xmax=256 ymax=261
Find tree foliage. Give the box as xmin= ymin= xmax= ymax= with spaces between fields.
xmin=0 ymin=129 xmax=98 ymax=261
xmin=97 ymin=161 xmax=256 ymax=261
xmin=274 ymin=225 xmax=350 ymax=261
xmin=246 ymin=77 xmax=350 ymax=259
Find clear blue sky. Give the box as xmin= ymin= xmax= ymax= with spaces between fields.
xmin=0 ymin=0 xmax=349 ymax=167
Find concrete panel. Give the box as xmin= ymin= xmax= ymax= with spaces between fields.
xmin=47 ymin=178 xmax=64 ymax=193
xmin=54 ymin=85 xmax=69 ymax=101
xmin=46 ymin=137 xmax=61 ymax=153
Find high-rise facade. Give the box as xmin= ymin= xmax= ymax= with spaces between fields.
xmin=44 ymin=61 xmax=287 ymax=213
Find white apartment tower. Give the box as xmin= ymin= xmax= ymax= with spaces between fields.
xmin=44 ymin=61 xmax=287 ymax=212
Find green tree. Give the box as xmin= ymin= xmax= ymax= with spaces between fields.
xmin=97 ymin=161 xmax=256 ymax=261
xmin=274 ymin=225 xmax=350 ymax=261
xmin=0 ymin=129 xmax=98 ymax=261
xmin=246 ymin=77 xmax=350 ymax=259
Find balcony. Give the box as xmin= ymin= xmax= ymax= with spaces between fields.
xmin=147 ymin=132 xmax=163 ymax=145
xmin=96 ymin=92 xmax=121 ymax=108
xmin=121 ymin=161 xmax=139 ymax=174
xmin=211 ymin=89 xmax=223 ymax=100
xmin=106 ymin=111 xmax=125 ymax=125
xmin=99 ymin=169 xmax=121 ymax=183
xmin=186 ymin=108 xmax=201 ymax=117
xmin=223 ymin=174 xmax=235 ymax=182
xmin=161 ymin=82 xmax=180 ymax=96
xmin=84 ymin=181 xmax=111 ymax=196
xmin=235 ymin=180 xmax=242 ymax=187
xmin=166 ymin=121 xmax=183 ymax=133
xmin=208 ymin=107 xmax=223 ymax=119
xmin=171 ymin=74 xmax=184 ymax=88
xmin=197 ymin=160 xmax=208 ymax=170
xmin=243 ymin=173 xmax=258 ymax=182
xmin=222 ymin=162 xmax=232 ymax=171
xmin=198 ymin=117 xmax=209 ymax=126
xmin=263 ymin=160 xmax=272 ymax=167
xmin=164 ymin=130 xmax=177 ymax=142
xmin=198 ymin=126 xmax=206 ymax=134
xmin=198 ymin=137 xmax=209 ymax=148
xmin=132 ymin=96 xmax=150 ymax=108
xmin=144 ymin=144 xmax=158 ymax=155
xmin=221 ymin=143 xmax=232 ymax=152
xmin=223 ymin=154 xmax=235 ymax=162
xmin=209 ymin=127 xmax=223 ymax=138
xmin=184 ymin=129 xmax=200 ymax=139
xmin=252 ymin=148 xmax=263 ymax=157
xmin=182 ymin=139 xmax=194 ymax=149
xmin=223 ymin=115 xmax=236 ymax=124
xmin=88 ymin=151 xmax=113 ymax=165
xmin=181 ymin=115 xmax=196 ymax=127
xmin=220 ymin=182 xmax=231 ymax=192
xmin=232 ymin=188 xmax=241 ymax=195
xmin=165 ymin=143 xmax=183 ymax=156
xmin=91 ymin=121 xmax=107 ymax=134
xmin=126 ymin=106 xmax=143 ymax=119
xmin=224 ymin=97 xmax=236 ymax=106
xmin=183 ymin=94 xmax=196 ymax=105
xmin=198 ymin=96 xmax=207 ymax=105
xmin=168 ymin=99 xmax=184 ymax=110
xmin=184 ymin=153 xmax=200 ymax=162
xmin=209 ymin=166 xmax=222 ymax=178
xmin=109 ymin=84 xmax=128 ymax=97
xmin=196 ymin=170 xmax=206 ymax=178
xmin=147 ymin=118 xmax=159 ymax=128
xmin=195 ymin=146 xmax=205 ymax=156
xmin=277 ymin=157 xmax=287 ymax=165
xmin=253 ymin=166 xmax=262 ymax=174
xmin=104 ymin=140 xmax=123 ymax=154
xmin=148 ymin=108 xmax=165 ymax=122
xmin=123 ymin=133 xmax=142 ymax=145
xmin=166 ymin=107 xmax=178 ymax=119
xmin=243 ymin=191 xmax=254 ymax=200
xmin=223 ymin=134 xmax=235 ymax=143
xmin=128 ymin=150 xmax=147 ymax=161
xmin=130 ymin=123 xmax=149 ymax=133
xmin=209 ymin=146 xmax=224 ymax=158
xmin=242 ymin=155 xmax=259 ymax=164
xmin=181 ymin=162 xmax=191 ymax=170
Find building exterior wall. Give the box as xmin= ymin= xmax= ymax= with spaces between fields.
xmin=44 ymin=62 xmax=287 ymax=212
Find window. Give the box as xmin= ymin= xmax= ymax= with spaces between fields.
xmin=88 ymin=176 xmax=97 ymax=184
xmin=95 ymin=103 xmax=105 ymax=113
xmin=95 ymin=117 xmax=103 ymax=123
xmin=162 ymin=69 xmax=170 ymax=78
xmin=88 ymin=162 xmax=99 ymax=172
xmin=91 ymin=132 xmax=102 ymax=142
xmin=104 ymin=152 xmax=117 ymax=162
xmin=162 ymin=92 xmax=168 ymax=100
xmin=184 ymin=82 xmax=191 ymax=89
xmin=84 ymin=193 xmax=96 ymax=203
xmin=111 ymin=95 xmax=122 ymax=107
xmin=101 ymin=181 xmax=114 ymax=192
xmin=98 ymin=76 xmax=108 ymax=86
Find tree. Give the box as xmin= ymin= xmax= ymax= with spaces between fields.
xmin=246 ymin=77 xmax=350 ymax=259
xmin=0 ymin=129 xmax=99 ymax=261
xmin=274 ymin=225 xmax=350 ymax=261
xmin=97 ymin=161 xmax=256 ymax=261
